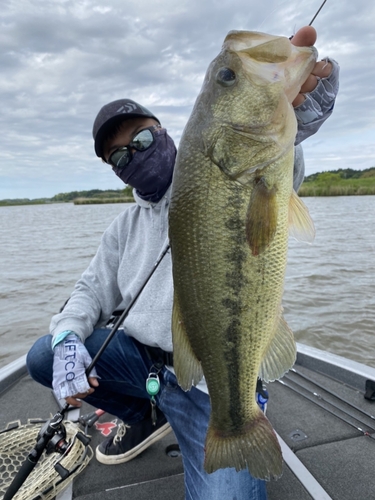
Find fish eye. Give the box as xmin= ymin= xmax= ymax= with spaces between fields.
xmin=216 ymin=67 xmax=236 ymax=87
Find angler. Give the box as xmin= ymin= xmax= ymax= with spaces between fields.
xmin=25 ymin=25 xmax=339 ymax=500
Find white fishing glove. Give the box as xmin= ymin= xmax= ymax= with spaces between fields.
xmin=295 ymin=57 xmax=340 ymax=145
xmin=52 ymin=333 xmax=98 ymax=400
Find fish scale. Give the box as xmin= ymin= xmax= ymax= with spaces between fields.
xmin=169 ymin=30 xmax=317 ymax=479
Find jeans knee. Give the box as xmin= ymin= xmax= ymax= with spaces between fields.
xmin=26 ymin=335 xmax=53 ymax=387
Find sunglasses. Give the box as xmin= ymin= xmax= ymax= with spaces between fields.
xmin=108 ymin=126 xmax=158 ymax=169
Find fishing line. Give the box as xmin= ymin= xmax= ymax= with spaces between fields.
xmin=256 ymin=0 xmax=291 ymax=31
xmin=258 ymin=0 xmax=328 ymax=32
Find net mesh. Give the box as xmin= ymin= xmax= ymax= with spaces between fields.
xmin=0 ymin=419 xmax=93 ymax=500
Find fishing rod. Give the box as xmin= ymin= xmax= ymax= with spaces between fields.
xmin=309 ymin=0 xmax=328 ymax=26
xmin=291 ymin=368 xmax=375 ymax=422
xmin=278 ymin=378 xmax=375 ymax=439
xmin=4 ymin=242 xmax=171 ymax=500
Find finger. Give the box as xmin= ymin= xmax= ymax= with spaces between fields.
xmin=88 ymin=376 xmax=99 ymax=388
xmin=291 ymin=26 xmax=317 ymax=47
xmin=300 ymin=74 xmax=318 ymax=93
xmin=67 ymin=387 xmax=96 ymax=403
xmin=292 ymin=94 xmax=306 ymax=107
xmin=65 ymin=396 xmax=82 ymax=407
xmin=312 ymin=60 xmax=332 ymax=78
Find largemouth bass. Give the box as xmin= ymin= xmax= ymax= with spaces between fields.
xmin=169 ymin=31 xmax=317 ymax=480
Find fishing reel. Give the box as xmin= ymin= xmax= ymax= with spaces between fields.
xmin=37 ymin=419 xmax=70 ymax=455
xmin=35 ymin=411 xmax=92 ymax=481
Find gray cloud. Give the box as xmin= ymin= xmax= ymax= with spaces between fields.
xmin=1 ymin=0 xmax=374 ymax=198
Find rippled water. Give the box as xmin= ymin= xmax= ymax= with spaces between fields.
xmin=1 ymin=197 xmax=374 ymax=369
xmin=283 ymin=196 xmax=375 ymax=366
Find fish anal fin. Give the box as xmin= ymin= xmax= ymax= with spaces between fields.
xmin=172 ymin=292 xmax=203 ymax=391
xmin=259 ymin=312 xmax=296 ymax=382
xmin=204 ymin=408 xmax=282 ymax=480
xmin=246 ymin=177 xmax=278 ymax=256
xmin=289 ymin=190 xmax=315 ymax=243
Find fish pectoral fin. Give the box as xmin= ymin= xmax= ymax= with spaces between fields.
xmin=246 ymin=177 xmax=277 ymax=256
xmin=172 ymin=293 xmax=203 ymax=391
xmin=238 ymin=37 xmax=291 ymax=63
xmin=289 ymin=190 xmax=315 ymax=243
xmin=259 ymin=312 xmax=296 ymax=382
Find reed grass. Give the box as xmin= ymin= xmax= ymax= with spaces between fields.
xmin=299 ymin=174 xmax=375 ymax=197
xmin=73 ymin=197 xmax=133 ymax=204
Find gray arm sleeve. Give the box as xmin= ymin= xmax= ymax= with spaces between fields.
xmin=293 ymin=144 xmax=305 ymax=192
xmin=293 ymin=57 xmax=340 ymax=191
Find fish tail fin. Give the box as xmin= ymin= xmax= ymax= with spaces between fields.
xmin=204 ymin=409 xmax=282 ymax=480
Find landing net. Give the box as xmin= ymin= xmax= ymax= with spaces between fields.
xmin=0 ymin=420 xmax=93 ymax=500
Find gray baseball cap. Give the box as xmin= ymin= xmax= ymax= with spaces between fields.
xmin=92 ymin=98 xmax=160 ymax=158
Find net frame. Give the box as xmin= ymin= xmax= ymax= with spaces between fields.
xmin=0 ymin=419 xmax=93 ymax=500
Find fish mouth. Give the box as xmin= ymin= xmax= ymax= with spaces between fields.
xmin=224 ymin=31 xmax=317 ymax=102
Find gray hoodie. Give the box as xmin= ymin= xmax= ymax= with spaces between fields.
xmin=51 ymin=190 xmax=173 ymax=351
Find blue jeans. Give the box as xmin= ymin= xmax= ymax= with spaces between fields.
xmin=27 ymin=329 xmax=267 ymax=500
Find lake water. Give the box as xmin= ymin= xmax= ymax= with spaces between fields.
xmin=1 ymin=197 xmax=374 ymax=369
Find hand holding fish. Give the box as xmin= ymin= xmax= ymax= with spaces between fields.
xmin=291 ymin=26 xmax=333 ymax=107
xmin=291 ymin=26 xmax=339 ymax=144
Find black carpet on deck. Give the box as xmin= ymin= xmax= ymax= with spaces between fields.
xmin=1 ymin=359 xmax=375 ymax=500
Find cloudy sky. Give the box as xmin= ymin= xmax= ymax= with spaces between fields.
xmin=1 ymin=0 xmax=374 ymax=199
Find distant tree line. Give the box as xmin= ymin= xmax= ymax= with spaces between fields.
xmin=300 ymin=167 xmax=375 ymax=196
xmin=51 ymin=187 xmax=133 ymax=202
xmin=0 ymin=187 xmax=134 ymax=206
xmin=304 ymin=167 xmax=375 ymax=182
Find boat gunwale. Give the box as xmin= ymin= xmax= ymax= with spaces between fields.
xmin=0 ymin=354 xmax=27 ymax=395
xmin=296 ymin=343 xmax=375 ymax=391
xmin=1 ymin=345 xmax=375 ymax=395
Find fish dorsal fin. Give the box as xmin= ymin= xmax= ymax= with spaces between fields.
xmin=259 ymin=310 xmax=296 ymax=382
xmin=289 ymin=190 xmax=315 ymax=243
xmin=172 ymin=292 xmax=203 ymax=390
xmin=238 ymin=37 xmax=291 ymax=63
xmin=246 ymin=177 xmax=278 ymax=256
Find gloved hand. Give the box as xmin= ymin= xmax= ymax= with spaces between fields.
xmin=290 ymin=27 xmax=339 ymax=144
xmin=53 ymin=333 xmax=99 ymax=403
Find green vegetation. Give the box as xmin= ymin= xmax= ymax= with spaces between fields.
xmin=299 ymin=167 xmax=375 ymax=197
xmin=1 ymin=167 xmax=375 ymax=205
xmin=0 ymin=187 xmax=134 ymax=206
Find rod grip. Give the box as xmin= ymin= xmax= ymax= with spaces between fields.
xmin=3 ymin=457 xmax=37 ymax=500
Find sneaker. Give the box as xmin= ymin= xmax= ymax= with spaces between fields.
xmin=95 ymin=407 xmax=172 ymax=465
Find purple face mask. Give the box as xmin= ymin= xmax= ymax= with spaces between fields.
xmin=112 ymin=128 xmax=177 ymax=203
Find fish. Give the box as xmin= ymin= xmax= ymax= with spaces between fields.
xmin=168 ymin=30 xmax=317 ymax=480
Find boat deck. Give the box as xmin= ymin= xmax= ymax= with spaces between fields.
xmin=1 ymin=345 xmax=375 ymax=499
